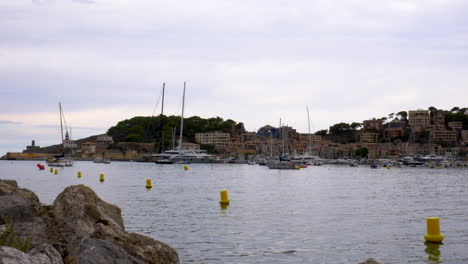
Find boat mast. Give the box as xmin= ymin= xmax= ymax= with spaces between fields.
xmin=59 ymin=102 xmax=64 ymax=144
xmin=307 ymin=105 xmax=311 ymax=154
xmin=178 ymin=82 xmax=186 ymax=152
xmin=159 ymin=83 xmax=165 ymax=153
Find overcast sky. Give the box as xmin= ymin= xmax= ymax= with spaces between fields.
xmin=1 ymin=0 xmax=468 ymax=155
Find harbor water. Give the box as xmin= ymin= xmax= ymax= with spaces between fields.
xmin=1 ymin=160 xmax=468 ymax=263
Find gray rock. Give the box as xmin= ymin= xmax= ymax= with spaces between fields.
xmin=0 ymin=180 xmax=43 ymax=223
xmin=29 ymin=244 xmax=63 ymax=264
xmin=68 ymin=238 xmax=146 ymax=264
xmin=0 ymin=246 xmax=34 ymax=264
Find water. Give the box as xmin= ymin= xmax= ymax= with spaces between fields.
xmin=1 ymin=160 xmax=468 ymax=264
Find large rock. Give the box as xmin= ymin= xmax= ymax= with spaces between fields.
xmin=0 ymin=180 xmax=179 ymax=264
xmin=68 ymin=238 xmax=146 ymax=264
xmin=0 ymin=244 xmax=63 ymax=264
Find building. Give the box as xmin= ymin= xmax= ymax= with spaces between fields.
xmin=181 ymin=142 xmax=200 ymax=150
xmin=63 ymin=139 xmax=78 ymax=149
xmin=383 ymin=128 xmax=405 ymax=140
xmin=461 ymin=130 xmax=468 ymax=145
xmin=433 ymin=113 xmax=445 ymax=126
xmin=363 ymin=119 xmax=383 ymax=130
xmin=430 ymin=129 xmax=457 ymax=143
xmin=357 ymin=131 xmax=380 ymax=143
xmin=23 ymin=140 xmax=41 ymax=153
xmin=387 ymin=120 xmax=406 ymax=129
xmin=448 ymin=121 xmax=463 ymax=132
xmin=116 ymin=142 xmax=154 ymax=153
xmin=195 ymin=132 xmax=230 ymax=146
xmin=80 ymin=142 xmax=97 ymax=154
xmin=408 ymin=110 xmax=431 ymax=130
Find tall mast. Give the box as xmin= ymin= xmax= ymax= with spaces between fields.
xmin=59 ymin=102 xmax=64 ymax=144
xmin=159 ymin=83 xmax=165 ymax=152
xmin=307 ymin=105 xmax=311 ymax=154
xmin=178 ymin=82 xmax=186 ymax=152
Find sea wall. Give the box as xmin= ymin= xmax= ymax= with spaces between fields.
xmin=0 ymin=179 xmax=179 ymax=264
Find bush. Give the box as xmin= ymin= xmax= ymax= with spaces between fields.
xmin=0 ymin=216 xmax=32 ymax=252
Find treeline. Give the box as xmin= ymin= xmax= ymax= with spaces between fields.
xmin=107 ymin=115 xmax=244 ymax=149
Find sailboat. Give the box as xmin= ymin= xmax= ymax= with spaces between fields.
xmin=266 ymin=119 xmax=299 ymax=170
xmin=46 ymin=103 xmax=74 ymax=167
xmin=153 ymin=82 xmax=213 ymax=164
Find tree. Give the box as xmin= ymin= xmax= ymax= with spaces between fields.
xmin=315 ymin=129 xmax=327 ymax=136
xmin=355 ymin=147 xmax=369 ymax=158
xmin=350 ymin=122 xmax=362 ymax=130
xmin=397 ymin=111 xmax=408 ymax=121
xmin=451 ymin=106 xmax=460 ymax=113
xmin=329 ymin=123 xmax=351 ymax=135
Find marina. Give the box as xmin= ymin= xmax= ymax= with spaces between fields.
xmin=1 ymin=160 xmax=468 ymax=263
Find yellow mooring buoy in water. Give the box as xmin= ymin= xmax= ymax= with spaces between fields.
xmin=386 ymin=166 xmax=390 ymax=169
xmin=295 ymin=165 xmax=301 ymax=170
xmin=183 ymin=165 xmax=189 ymax=171
xmin=77 ymin=171 xmax=82 ymax=178
xmin=50 ymin=167 xmax=53 ymax=173
xmin=99 ymin=173 xmax=105 ymax=182
xmin=424 ymin=217 xmax=444 ymax=243
xmin=220 ymin=190 xmax=230 ymax=205
xmin=54 ymin=169 xmax=58 ymax=175
xmin=146 ymin=179 xmax=152 ymax=189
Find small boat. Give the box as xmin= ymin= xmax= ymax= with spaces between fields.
xmin=248 ymin=160 xmax=256 ymax=165
xmin=370 ymin=161 xmax=379 ymax=169
xmin=94 ymin=157 xmax=111 ymax=164
xmin=155 ymin=159 xmax=175 ymax=164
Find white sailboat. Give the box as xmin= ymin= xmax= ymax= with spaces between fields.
xmin=46 ymin=102 xmax=74 ymax=167
xmin=153 ymin=82 xmax=213 ymax=164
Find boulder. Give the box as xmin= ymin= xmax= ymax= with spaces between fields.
xmin=0 ymin=246 xmax=34 ymax=264
xmin=29 ymin=244 xmax=63 ymax=264
xmin=0 ymin=244 xmax=63 ymax=264
xmin=0 ymin=181 xmax=179 ymax=264
xmin=66 ymin=238 xmax=146 ymax=264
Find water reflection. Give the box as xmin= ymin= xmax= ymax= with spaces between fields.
xmin=424 ymin=242 xmax=442 ymax=263
xmin=219 ymin=204 xmax=229 ymax=210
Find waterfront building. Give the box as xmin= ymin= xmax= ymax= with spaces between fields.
xmin=448 ymin=121 xmax=463 ymax=132
xmin=195 ymin=131 xmax=230 ymax=146
xmin=408 ymin=110 xmax=431 ymax=131
xmin=80 ymin=142 xmax=97 ymax=154
xmin=23 ymin=140 xmax=41 ymax=153
xmin=63 ymin=139 xmax=78 ymax=149
xmin=383 ymin=128 xmax=405 ymax=140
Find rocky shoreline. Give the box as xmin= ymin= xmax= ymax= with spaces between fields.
xmin=0 ymin=179 xmax=179 ymax=264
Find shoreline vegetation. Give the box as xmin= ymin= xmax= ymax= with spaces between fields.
xmin=0 ymin=179 xmax=179 ymax=264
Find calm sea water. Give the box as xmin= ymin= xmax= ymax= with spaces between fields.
xmin=1 ymin=160 xmax=468 ymax=264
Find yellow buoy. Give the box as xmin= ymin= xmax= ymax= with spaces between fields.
xmin=295 ymin=165 xmax=301 ymax=170
xmin=146 ymin=179 xmax=152 ymax=188
xmin=50 ymin=167 xmax=54 ymax=173
xmin=424 ymin=217 xmax=444 ymax=243
xmin=439 ymin=166 xmax=444 ymax=169
xmin=386 ymin=166 xmax=390 ymax=169
xmin=54 ymin=169 xmax=58 ymax=175
xmin=77 ymin=171 xmax=82 ymax=178
xmin=99 ymin=173 xmax=105 ymax=182
xmin=219 ymin=190 xmax=230 ymax=205
xmin=184 ymin=165 xmax=189 ymax=171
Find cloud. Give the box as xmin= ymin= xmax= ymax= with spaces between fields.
xmin=0 ymin=120 xmax=22 ymax=125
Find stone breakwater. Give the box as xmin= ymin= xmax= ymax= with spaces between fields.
xmin=0 ymin=179 xmax=179 ymax=264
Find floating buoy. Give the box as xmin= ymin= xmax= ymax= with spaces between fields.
xmin=219 ymin=190 xmax=230 ymax=205
xmin=386 ymin=166 xmax=390 ymax=169
xmin=54 ymin=169 xmax=58 ymax=175
xmin=77 ymin=171 xmax=82 ymax=178
xmin=424 ymin=217 xmax=444 ymax=243
xmin=50 ymin=167 xmax=54 ymax=173
xmin=99 ymin=174 xmax=105 ymax=182
xmin=438 ymin=166 xmax=444 ymax=169
xmin=295 ymin=165 xmax=301 ymax=170
xmin=36 ymin=164 xmax=45 ymax=170
xmin=183 ymin=166 xmax=189 ymax=171
xmin=146 ymin=179 xmax=152 ymax=188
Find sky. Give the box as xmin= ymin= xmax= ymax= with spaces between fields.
xmin=1 ymin=0 xmax=468 ymax=155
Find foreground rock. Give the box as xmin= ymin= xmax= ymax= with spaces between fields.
xmin=0 ymin=180 xmax=179 ymax=264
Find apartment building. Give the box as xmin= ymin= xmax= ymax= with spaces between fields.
xmin=448 ymin=121 xmax=463 ymax=132
xmin=363 ymin=119 xmax=383 ymax=130
xmin=357 ymin=131 xmax=380 ymax=143
xmin=408 ymin=110 xmax=431 ymax=130
xmin=195 ymin=131 xmax=230 ymax=146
